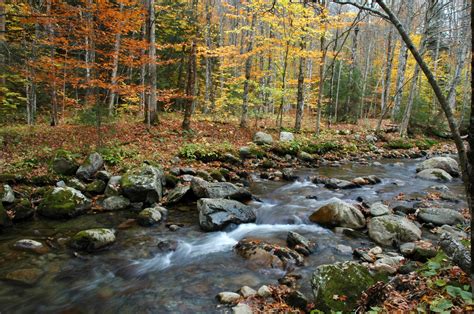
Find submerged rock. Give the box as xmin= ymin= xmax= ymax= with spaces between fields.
xmin=235 ymin=239 xmax=304 ymax=269
xmin=287 ymin=231 xmax=315 ymax=256
xmin=416 ymin=157 xmax=459 ymax=177
xmin=191 ymin=177 xmax=250 ymax=201
xmin=369 ymin=202 xmax=390 ymax=217
xmin=4 ymin=268 xmax=44 ymax=286
xmin=417 ymin=207 xmax=464 ymax=226
xmin=368 ymin=215 xmax=421 ymax=246
xmin=70 ymin=228 xmax=116 ymax=251
xmin=121 ymin=166 xmax=164 ymax=204
xmin=165 ymin=185 xmax=194 ymax=205
xmin=309 ymin=198 xmax=366 ymax=229
xmin=76 ymin=152 xmax=104 ymax=181
xmin=38 ymin=187 xmax=91 ymax=219
xmin=416 ymin=168 xmax=452 ymax=182
xmin=198 ymin=198 xmax=256 ymax=231
xmin=311 ymin=262 xmax=375 ymax=312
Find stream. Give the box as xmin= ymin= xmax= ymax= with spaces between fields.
xmin=0 ymin=158 xmax=466 ymax=313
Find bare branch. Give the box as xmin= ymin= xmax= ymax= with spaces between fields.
xmin=332 ymin=0 xmax=389 ymax=20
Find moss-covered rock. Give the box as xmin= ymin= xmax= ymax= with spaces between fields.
xmin=69 ymin=228 xmax=116 ymax=251
xmin=38 ymin=187 xmax=92 ymax=219
xmin=52 ymin=157 xmax=79 ymax=176
xmin=137 ymin=207 xmax=162 ymax=227
xmin=12 ymin=198 xmax=34 ymax=221
xmin=85 ymin=180 xmax=106 ymax=195
xmin=368 ymin=215 xmax=422 ymax=246
xmin=311 ymin=262 xmax=375 ymax=312
xmin=76 ymin=152 xmax=104 ymax=181
xmin=164 ymin=174 xmax=178 ymax=188
xmin=120 ymin=166 xmax=163 ymax=204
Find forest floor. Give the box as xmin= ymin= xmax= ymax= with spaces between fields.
xmin=0 ymin=112 xmax=455 ymax=180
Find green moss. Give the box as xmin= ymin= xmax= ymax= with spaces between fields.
xmin=384 ymin=138 xmax=414 ymax=149
xmin=415 ymin=138 xmax=438 ymax=150
xmin=119 ymin=174 xmax=133 ymax=189
xmin=38 ymin=188 xmax=87 ymax=218
xmin=303 ymin=141 xmax=341 ymax=155
xmin=85 ymin=180 xmax=106 ymax=194
xmin=271 ymin=140 xmax=301 ymax=156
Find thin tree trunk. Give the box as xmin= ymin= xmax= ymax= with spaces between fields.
xmin=316 ymin=36 xmax=328 ymax=134
xmin=240 ymin=14 xmax=256 ymax=128
xmin=294 ymin=42 xmax=306 ymax=132
xmin=47 ymin=0 xmax=58 ymax=126
xmin=182 ymin=40 xmax=197 ymax=130
xmin=203 ymin=0 xmax=212 ymax=114
xmin=108 ymin=3 xmax=123 ymax=116
xmin=146 ymin=0 xmax=158 ymax=125
xmin=334 ymin=61 xmax=342 ymax=123
xmin=278 ymin=41 xmax=290 ymax=129
xmin=399 ymin=65 xmax=420 ymax=137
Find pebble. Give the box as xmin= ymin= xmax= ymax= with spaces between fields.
xmin=239 ymin=286 xmax=256 ymax=298
xmin=217 ymin=292 xmax=241 ymax=304
xmin=13 ymin=239 xmax=48 ymax=254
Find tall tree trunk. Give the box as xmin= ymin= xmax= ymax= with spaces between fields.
xmin=108 ymin=3 xmax=123 ymax=116
xmin=140 ymin=22 xmax=147 ymax=114
xmin=344 ymin=26 xmax=359 ymax=122
xmin=203 ymin=0 xmax=213 ymax=114
xmin=240 ymin=14 xmax=256 ymax=128
xmin=316 ymin=36 xmax=328 ymax=134
xmin=399 ymin=65 xmax=420 ymax=137
xmin=294 ymin=42 xmax=306 ymax=132
xmin=278 ymin=41 xmax=290 ymax=129
xmin=47 ymin=0 xmax=58 ymax=126
xmin=146 ymin=0 xmax=158 ymax=125
xmin=182 ymin=40 xmax=197 ymax=130
xmin=334 ymin=61 xmax=342 ymax=123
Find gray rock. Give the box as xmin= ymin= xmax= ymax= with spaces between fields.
xmin=399 ymin=242 xmax=416 ymax=256
xmin=121 ymin=166 xmax=164 ymax=204
xmin=217 ymin=292 xmax=241 ymax=304
xmin=285 ymin=290 xmax=308 ymax=310
xmin=282 ymin=168 xmax=297 ymax=181
xmin=137 ymin=206 xmax=163 ymax=227
xmin=368 ymin=215 xmax=422 ymax=246
xmin=309 ymin=198 xmax=366 ymax=229
xmin=279 ymin=131 xmax=294 ymax=142
xmin=418 ymin=207 xmax=464 ymax=226
xmin=181 ymin=167 xmax=196 ymax=175
xmin=257 ymin=285 xmax=272 ymax=297
xmin=324 ymin=178 xmax=359 ymax=189
xmin=105 ymin=176 xmax=122 ymax=197
xmin=52 ymin=157 xmax=79 ymax=176
xmin=239 ymin=286 xmax=256 ymax=298
xmin=311 ymin=262 xmax=375 ymax=312
xmin=366 ymin=135 xmax=378 ymax=143
xmin=67 ymin=178 xmax=86 ymax=192
xmin=232 ymin=303 xmax=252 ymax=314
xmin=287 ymin=231 xmax=314 ymax=255
xmin=102 ymin=196 xmax=130 ymax=211
xmin=239 ymin=146 xmax=252 ymax=158
xmin=56 ymin=180 xmax=67 ymax=187
xmin=435 ymin=224 xmax=467 ymax=240
xmin=38 ymin=187 xmax=91 ymax=219
xmin=165 ymin=185 xmax=193 ymax=204
xmin=76 ymin=152 xmax=104 ymax=181
xmin=235 ymin=239 xmax=303 ymax=269
xmin=85 ymin=180 xmax=106 ymax=195
xmin=416 ymin=168 xmax=453 ymax=182
xmin=96 ymin=170 xmax=111 ymax=182
xmin=191 ymin=177 xmax=250 ymax=201
xmin=253 ymin=131 xmax=273 ymax=145
xmin=1 ymin=184 xmax=15 ymax=203
xmin=198 ymin=198 xmax=256 ymax=231
xmin=416 ymin=157 xmax=459 ymax=177
xmin=70 ymin=228 xmax=116 ymax=251
xmin=13 ymin=239 xmax=47 ymax=254
xmin=370 ymin=202 xmax=390 ymax=216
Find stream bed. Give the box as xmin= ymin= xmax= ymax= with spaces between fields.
xmin=0 ymin=158 xmax=466 ymax=313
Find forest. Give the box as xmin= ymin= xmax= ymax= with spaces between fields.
xmin=0 ymin=0 xmax=472 ymax=312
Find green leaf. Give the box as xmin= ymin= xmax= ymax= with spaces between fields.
xmin=435 ymin=279 xmax=447 ymax=287
xmin=430 ymin=298 xmax=453 ymax=313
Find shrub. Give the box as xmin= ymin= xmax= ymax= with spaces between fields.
xmin=98 ymin=142 xmax=136 ymax=165
xmin=415 ymin=138 xmax=438 ymax=150
xmin=179 ymin=142 xmax=234 ymax=162
xmin=271 ymin=140 xmax=301 ymax=156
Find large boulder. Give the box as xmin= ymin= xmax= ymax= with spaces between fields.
xmin=368 ymin=215 xmax=422 ymax=246
xmin=253 ymin=132 xmax=273 ymax=145
xmin=102 ymin=196 xmax=130 ymax=211
xmin=120 ymin=166 xmax=164 ymax=204
xmin=279 ymin=131 xmax=294 ymax=142
xmin=235 ymin=239 xmax=304 ymax=269
xmin=52 ymin=157 xmax=79 ymax=176
xmin=38 ymin=187 xmax=91 ymax=219
xmin=69 ymin=228 xmax=116 ymax=252
xmin=76 ymin=152 xmax=104 ymax=181
xmin=416 ymin=157 xmax=459 ymax=177
xmin=309 ymin=198 xmax=366 ymax=229
xmin=417 ymin=207 xmax=465 ymax=226
xmin=311 ymin=262 xmax=376 ymax=312
xmin=198 ymin=198 xmax=256 ymax=231
xmin=191 ymin=177 xmax=251 ymax=201
xmin=416 ymin=168 xmax=453 ymax=182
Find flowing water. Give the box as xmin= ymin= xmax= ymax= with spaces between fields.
xmin=0 ymin=159 xmax=466 ymax=313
